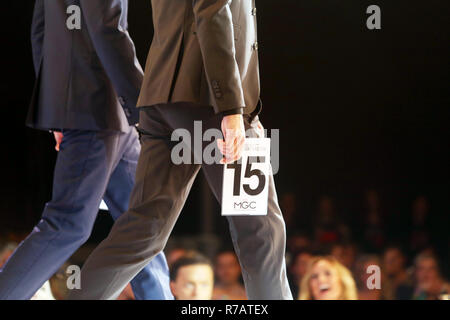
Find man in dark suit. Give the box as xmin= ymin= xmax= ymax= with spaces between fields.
xmin=0 ymin=0 xmax=172 ymax=300
xmin=68 ymin=0 xmax=293 ymax=300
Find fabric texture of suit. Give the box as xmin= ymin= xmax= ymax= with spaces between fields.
xmin=27 ymin=0 xmax=143 ymax=132
xmin=137 ymin=0 xmax=261 ymax=116
xmin=0 ymin=0 xmax=173 ymax=300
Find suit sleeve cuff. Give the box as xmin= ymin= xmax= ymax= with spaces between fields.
xmin=219 ymin=108 xmax=244 ymax=117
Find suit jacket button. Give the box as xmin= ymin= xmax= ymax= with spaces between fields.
xmin=252 ymin=42 xmax=258 ymax=51
xmin=251 ymin=7 xmax=257 ymax=16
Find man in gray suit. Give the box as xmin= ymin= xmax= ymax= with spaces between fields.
xmin=68 ymin=0 xmax=293 ymax=300
xmin=0 ymin=0 xmax=172 ymax=300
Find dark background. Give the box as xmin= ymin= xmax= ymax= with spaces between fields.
xmin=1 ymin=1 xmax=448 ymax=257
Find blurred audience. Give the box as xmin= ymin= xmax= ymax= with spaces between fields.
xmin=169 ymin=251 xmax=214 ymax=300
xmin=1 ymin=190 xmax=447 ymax=301
xmin=287 ymin=231 xmax=312 ymax=256
xmin=354 ymin=254 xmax=393 ymax=300
xmin=298 ymin=256 xmax=357 ymax=300
xmin=329 ymin=242 xmax=358 ymax=270
xmin=413 ymin=251 xmax=449 ymax=300
xmin=212 ymin=250 xmax=247 ymax=300
xmin=408 ymin=196 xmax=432 ymax=254
xmin=166 ymin=247 xmax=188 ymax=268
xmin=280 ymin=192 xmax=310 ymax=233
xmin=116 ymin=284 xmax=135 ymax=300
xmin=288 ymin=249 xmax=313 ymax=298
xmin=314 ymin=196 xmax=350 ymax=245
xmin=361 ymin=189 xmax=386 ymax=252
xmin=0 ymin=241 xmax=17 ymax=267
xmin=383 ymin=245 xmax=414 ymax=299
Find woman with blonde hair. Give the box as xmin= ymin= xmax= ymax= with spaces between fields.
xmin=298 ymin=256 xmax=358 ymax=300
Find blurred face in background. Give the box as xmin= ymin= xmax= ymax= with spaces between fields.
xmin=331 ymin=245 xmax=345 ymax=265
xmin=383 ymin=248 xmax=405 ymax=277
xmin=291 ymin=252 xmax=313 ymax=281
xmin=358 ymin=259 xmax=379 ymax=286
xmin=415 ymin=257 xmax=441 ymax=292
xmin=167 ymin=248 xmax=187 ymax=267
xmin=0 ymin=249 xmax=14 ymax=268
xmin=331 ymin=244 xmax=356 ymax=269
xmin=309 ymin=260 xmax=343 ymax=300
xmin=215 ymin=252 xmax=241 ymax=286
xmin=288 ymin=234 xmax=311 ymax=253
xmin=170 ymin=264 xmax=214 ymax=300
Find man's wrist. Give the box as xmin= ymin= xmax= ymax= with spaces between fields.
xmin=220 ymin=107 xmax=244 ymax=117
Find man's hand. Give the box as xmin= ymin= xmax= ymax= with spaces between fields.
xmin=53 ymin=131 xmax=63 ymax=151
xmin=217 ymin=114 xmax=246 ymax=164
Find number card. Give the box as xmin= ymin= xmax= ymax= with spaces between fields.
xmin=222 ymin=138 xmax=271 ymax=216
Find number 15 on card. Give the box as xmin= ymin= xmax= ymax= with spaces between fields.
xmin=221 ymin=138 xmax=271 ymax=216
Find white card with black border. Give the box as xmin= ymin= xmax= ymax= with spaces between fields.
xmin=221 ymin=138 xmax=271 ymax=216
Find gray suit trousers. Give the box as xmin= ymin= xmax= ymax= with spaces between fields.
xmin=68 ymin=102 xmax=293 ymax=300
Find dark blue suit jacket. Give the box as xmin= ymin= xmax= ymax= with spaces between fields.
xmin=27 ymin=0 xmax=143 ymax=132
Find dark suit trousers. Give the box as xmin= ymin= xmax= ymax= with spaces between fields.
xmin=68 ymin=103 xmax=293 ymax=300
xmin=0 ymin=127 xmax=172 ymax=300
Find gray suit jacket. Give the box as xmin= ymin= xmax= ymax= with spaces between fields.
xmin=27 ymin=0 xmax=143 ymax=132
xmin=137 ymin=0 xmax=262 ymax=116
